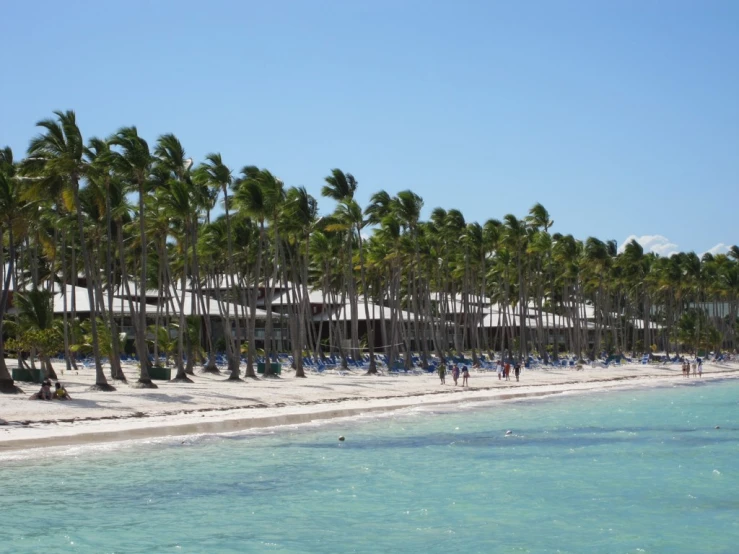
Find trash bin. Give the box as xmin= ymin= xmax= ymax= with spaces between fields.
xmin=257 ymin=362 xmax=281 ymax=375
xmin=148 ymin=366 xmax=172 ymax=380
xmin=12 ymin=367 xmax=45 ymax=383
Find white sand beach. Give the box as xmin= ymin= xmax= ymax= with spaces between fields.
xmin=2 ymin=359 xmax=738 ymax=453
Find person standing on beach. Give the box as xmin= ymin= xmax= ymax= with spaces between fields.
xmin=691 ymin=359 xmax=697 ymax=377
xmin=504 ymin=361 xmax=511 ymax=381
xmin=697 ymin=358 xmax=703 ymax=377
xmin=461 ymin=365 xmax=469 ymax=387
xmin=497 ymin=361 xmax=503 ymax=380
xmin=452 ymin=364 xmax=460 ymax=386
xmin=438 ymin=363 xmax=446 ymax=384
xmin=514 ymin=361 xmax=521 ymax=382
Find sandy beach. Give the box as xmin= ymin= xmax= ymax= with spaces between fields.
xmin=2 ymin=359 xmax=738 ymax=453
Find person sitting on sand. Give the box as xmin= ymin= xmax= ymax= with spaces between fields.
xmin=461 ymin=365 xmax=469 ymax=387
xmin=31 ymin=380 xmax=53 ymax=400
xmin=54 ymin=382 xmax=72 ymax=400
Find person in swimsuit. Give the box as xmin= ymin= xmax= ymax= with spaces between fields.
xmin=31 ymin=380 xmax=53 ymax=401
xmin=461 ymin=365 xmax=469 ymax=387
xmin=452 ymin=364 xmax=460 ymax=386
xmin=438 ymin=363 xmax=446 ymax=384
xmin=497 ymin=361 xmax=503 ymax=380
xmin=514 ymin=361 xmax=521 ymax=382
xmin=54 ymin=382 xmax=72 ymax=400
xmin=697 ymin=358 xmax=703 ymax=377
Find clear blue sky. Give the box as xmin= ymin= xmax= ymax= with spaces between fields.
xmin=2 ymin=0 xmax=737 ymax=255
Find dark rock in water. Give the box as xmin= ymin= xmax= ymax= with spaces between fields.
xmin=338 ymin=436 xmax=345 ymax=442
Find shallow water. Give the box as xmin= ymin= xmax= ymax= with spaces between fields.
xmin=1 ymin=380 xmax=738 ymax=553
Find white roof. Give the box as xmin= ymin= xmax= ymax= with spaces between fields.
xmin=270 ymin=288 xmax=339 ymax=306
xmin=535 ymin=311 xmax=597 ymax=330
xmin=480 ymin=312 xmax=524 ymax=328
xmin=312 ymin=302 xmax=417 ymax=322
xmin=164 ymin=293 xmax=275 ymax=319
xmin=631 ymin=319 xmax=663 ymax=330
xmin=49 ymin=286 xmax=277 ymax=319
xmin=112 ymin=282 xmax=176 ymax=299
xmin=430 ymin=292 xmax=491 ymax=313
xmin=53 ymin=285 xmax=159 ymax=315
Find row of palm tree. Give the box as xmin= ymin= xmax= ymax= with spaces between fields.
xmin=1 ymin=110 xmax=737 ymax=393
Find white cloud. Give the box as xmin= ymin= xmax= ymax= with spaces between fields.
xmin=704 ymin=243 xmax=730 ymax=256
xmin=619 ymin=234 xmax=679 ymax=257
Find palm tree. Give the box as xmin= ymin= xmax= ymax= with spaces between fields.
xmin=322 ymin=170 xmax=362 ymax=364
xmin=25 ymin=111 xmax=114 ymax=391
xmin=392 ymin=190 xmax=426 ymax=366
xmin=236 ymin=167 xmax=285 ymax=376
xmin=85 ymin=137 xmax=127 ymax=382
xmin=194 ymin=153 xmax=241 ymax=378
xmin=280 ymin=186 xmax=319 ymax=377
xmin=335 ymin=196 xmax=378 ymax=373
xmin=154 ymin=133 xmax=198 ymax=383
xmin=109 ymin=126 xmax=157 ymax=388
xmin=0 ymin=147 xmax=25 ymax=392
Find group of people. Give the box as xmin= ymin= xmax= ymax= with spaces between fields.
xmin=30 ymin=380 xmax=72 ymax=401
xmin=438 ymin=363 xmax=470 ymax=386
xmin=497 ymin=360 xmax=522 ymax=382
xmin=682 ymin=358 xmax=703 ymax=378
xmin=437 ymin=359 xmax=524 ymax=386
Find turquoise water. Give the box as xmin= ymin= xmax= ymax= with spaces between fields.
xmin=1 ymin=380 xmax=738 ymax=553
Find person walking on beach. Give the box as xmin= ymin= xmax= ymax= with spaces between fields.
xmin=438 ymin=363 xmax=446 ymax=385
xmin=697 ymin=358 xmax=703 ymax=377
xmin=504 ymin=361 xmax=511 ymax=381
xmin=514 ymin=360 xmax=521 ymax=382
xmin=691 ymin=359 xmax=697 ymax=377
xmin=452 ymin=364 xmax=460 ymax=386
xmin=497 ymin=361 xmax=503 ymax=380
xmin=461 ymin=365 xmax=469 ymax=387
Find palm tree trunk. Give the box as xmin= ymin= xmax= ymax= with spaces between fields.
xmin=356 ymin=229 xmax=377 ymax=374
xmin=73 ymin=177 xmax=114 ymax=391
xmin=132 ymin=181 xmax=155 ymax=388
xmin=0 ymin=226 xmax=21 ymax=393
xmin=103 ymin=187 xmax=125 ymax=381
xmin=172 ymin=223 xmax=193 ymax=383
xmin=246 ymin=226 xmax=265 ymax=379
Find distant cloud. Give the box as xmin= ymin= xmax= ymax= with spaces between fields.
xmin=704 ymin=243 xmax=730 ymax=256
xmin=619 ymin=234 xmax=679 ymax=257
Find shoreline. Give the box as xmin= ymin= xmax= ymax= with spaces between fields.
xmin=2 ymin=362 xmax=738 ymax=455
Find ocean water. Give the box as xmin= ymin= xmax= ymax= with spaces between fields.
xmin=1 ymin=380 xmax=738 ymax=554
